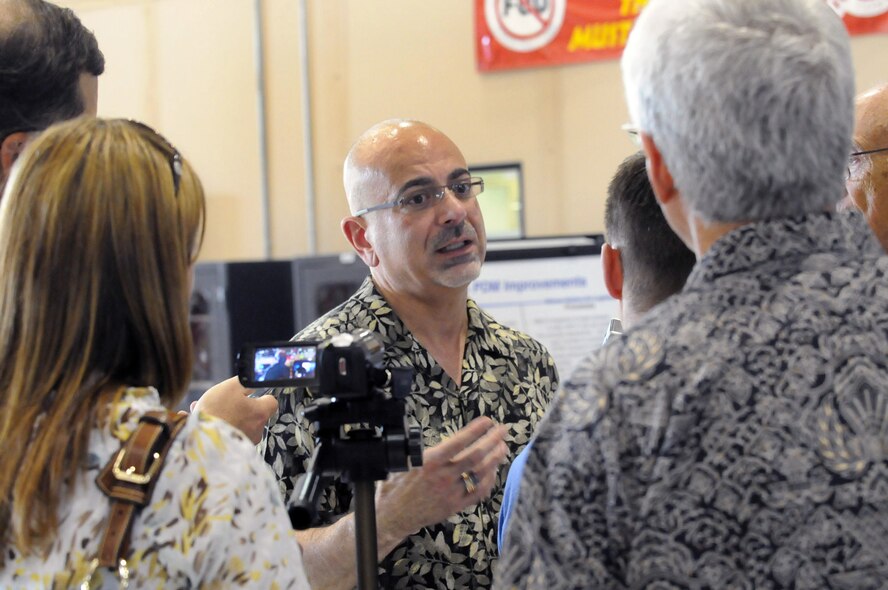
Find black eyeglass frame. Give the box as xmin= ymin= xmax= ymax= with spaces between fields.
xmin=846 ymin=146 xmax=888 ymax=181
xmin=354 ymin=177 xmax=485 ymax=217
xmin=124 ymin=120 xmax=183 ymax=196
xmin=621 ymin=123 xmax=641 ymax=147
xmin=850 ymin=146 xmax=888 ymax=158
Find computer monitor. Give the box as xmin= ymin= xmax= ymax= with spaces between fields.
xmin=470 ymin=162 xmax=524 ymax=240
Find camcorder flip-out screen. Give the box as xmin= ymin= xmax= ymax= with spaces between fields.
xmin=237 ymin=341 xmax=319 ymax=388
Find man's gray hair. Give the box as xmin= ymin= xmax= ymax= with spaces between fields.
xmin=622 ymin=0 xmax=854 ymax=222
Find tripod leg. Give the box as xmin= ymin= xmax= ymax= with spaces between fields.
xmin=353 ymin=479 xmax=379 ymax=589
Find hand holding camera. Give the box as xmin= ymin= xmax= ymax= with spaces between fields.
xmin=191 ymin=377 xmax=279 ymax=444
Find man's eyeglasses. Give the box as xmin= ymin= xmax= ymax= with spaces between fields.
xmin=850 ymin=146 xmax=888 ymax=159
xmin=355 ymin=177 xmax=485 ymax=217
xmin=846 ymin=146 xmax=888 ymax=182
xmin=125 ymin=120 xmax=183 ymax=195
xmin=621 ymin=123 xmax=641 ymax=147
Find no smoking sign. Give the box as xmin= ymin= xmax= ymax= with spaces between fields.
xmin=477 ymin=0 xmax=888 ymax=72
xmin=484 ymin=0 xmax=567 ymax=53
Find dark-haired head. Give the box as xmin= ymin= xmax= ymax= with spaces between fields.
xmin=604 ymin=151 xmax=696 ymax=317
xmin=0 ymin=0 xmax=105 ymax=184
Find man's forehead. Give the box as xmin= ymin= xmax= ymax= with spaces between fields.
xmin=855 ymin=87 xmax=888 ymax=143
xmin=379 ymin=131 xmax=465 ymax=183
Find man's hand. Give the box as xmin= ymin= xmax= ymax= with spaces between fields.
xmin=374 ymin=416 xmax=508 ymax=542
xmin=192 ymin=376 xmax=278 ymax=444
xmin=293 ymin=417 xmax=508 ymax=590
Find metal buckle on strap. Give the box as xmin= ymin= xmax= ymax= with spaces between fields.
xmin=111 ymin=449 xmax=162 ymax=485
xmin=80 ymin=557 xmax=130 ymax=590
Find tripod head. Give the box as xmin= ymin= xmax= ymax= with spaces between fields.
xmin=287 ymin=331 xmax=423 ymax=529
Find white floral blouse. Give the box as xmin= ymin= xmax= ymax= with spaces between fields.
xmin=2 ymin=387 xmax=310 ymax=589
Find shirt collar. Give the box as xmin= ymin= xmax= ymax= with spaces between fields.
xmin=685 ymin=210 xmax=881 ymax=290
xmin=362 ymin=276 xmax=487 ymax=352
xmin=105 ymin=386 xmax=163 ymax=441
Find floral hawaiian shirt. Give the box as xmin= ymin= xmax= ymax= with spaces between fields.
xmin=261 ymin=277 xmax=558 ymax=589
xmin=2 ymin=387 xmax=310 ymax=589
xmin=496 ymin=212 xmax=888 ymax=589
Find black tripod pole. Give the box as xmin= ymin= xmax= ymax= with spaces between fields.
xmin=353 ymin=479 xmax=378 ymax=589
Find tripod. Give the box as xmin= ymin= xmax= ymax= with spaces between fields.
xmin=289 ymin=368 xmax=422 ymax=589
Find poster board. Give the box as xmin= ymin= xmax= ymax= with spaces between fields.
xmin=470 ymin=235 xmax=620 ymax=379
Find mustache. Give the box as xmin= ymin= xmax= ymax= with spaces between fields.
xmin=430 ymin=222 xmax=477 ymax=250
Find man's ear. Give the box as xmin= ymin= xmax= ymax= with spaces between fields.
xmin=341 ymin=216 xmax=379 ymax=267
xmin=601 ymin=243 xmax=623 ymax=302
xmin=1 ymin=131 xmax=30 ymax=180
xmin=640 ymin=132 xmax=676 ymax=206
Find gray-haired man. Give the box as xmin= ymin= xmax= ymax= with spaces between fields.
xmin=497 ymin=0 xmax=888 ymax=588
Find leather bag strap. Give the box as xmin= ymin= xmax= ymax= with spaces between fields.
xmin=94 ymin=409 xmax=188 ymax=568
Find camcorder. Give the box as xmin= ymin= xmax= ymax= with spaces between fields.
xmin=237 ymin=329 xmax=423 ymax=586
xmin=236 ymin=341 xmax=319 ymax=388
xmin=236 ymin=330 xmax=391 ymax=398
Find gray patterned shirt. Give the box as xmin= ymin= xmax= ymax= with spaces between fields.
xmin=497 ymin=212 xmax=888 ymax=590
xmin=261 ymin=277 xmax=557 ymax=589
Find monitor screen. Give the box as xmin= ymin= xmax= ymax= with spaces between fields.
xmin=471 ymin=162 xmax=524 ymax=240
xmin=253 ymin=344 xmax=318 ymax=381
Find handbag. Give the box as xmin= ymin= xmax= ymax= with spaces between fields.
xmin=80 ymin=409 xmax=188 ymax=589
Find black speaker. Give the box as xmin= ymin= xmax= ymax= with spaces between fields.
xmin=186 ymin=260 xmax=295 ymax=407
xmin=225 ymin=260 xmax=296 ymax=352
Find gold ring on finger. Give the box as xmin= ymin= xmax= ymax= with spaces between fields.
xmin=460 ymin=470 xmax=478 ymax=495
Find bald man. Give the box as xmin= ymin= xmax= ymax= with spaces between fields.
xmin=847 ymin=83 xmax=888 ymax=249
xmin=260 ymin=120 xmax=557 ymax=589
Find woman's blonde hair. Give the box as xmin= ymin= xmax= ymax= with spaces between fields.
xmin=0 ymin=117 xmax=205 ymax=555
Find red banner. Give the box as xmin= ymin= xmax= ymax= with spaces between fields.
xmin=476 ymin=0 xmax=888 ymax=72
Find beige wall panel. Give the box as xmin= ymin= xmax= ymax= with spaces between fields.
xmin=60 ymin=0 xmax=266 ymax=262
xmin=263 ymin=0 xmax=308 ymax=257
xmin=152 ymin=0 xmax=264 ymax=261
xmin=304 ymin=0 xmax=351 ymax=254
xmin=850 ymin=35 xmax=888 ymax=93
xmin=557 ymin=61 xmax=632 ymax=236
